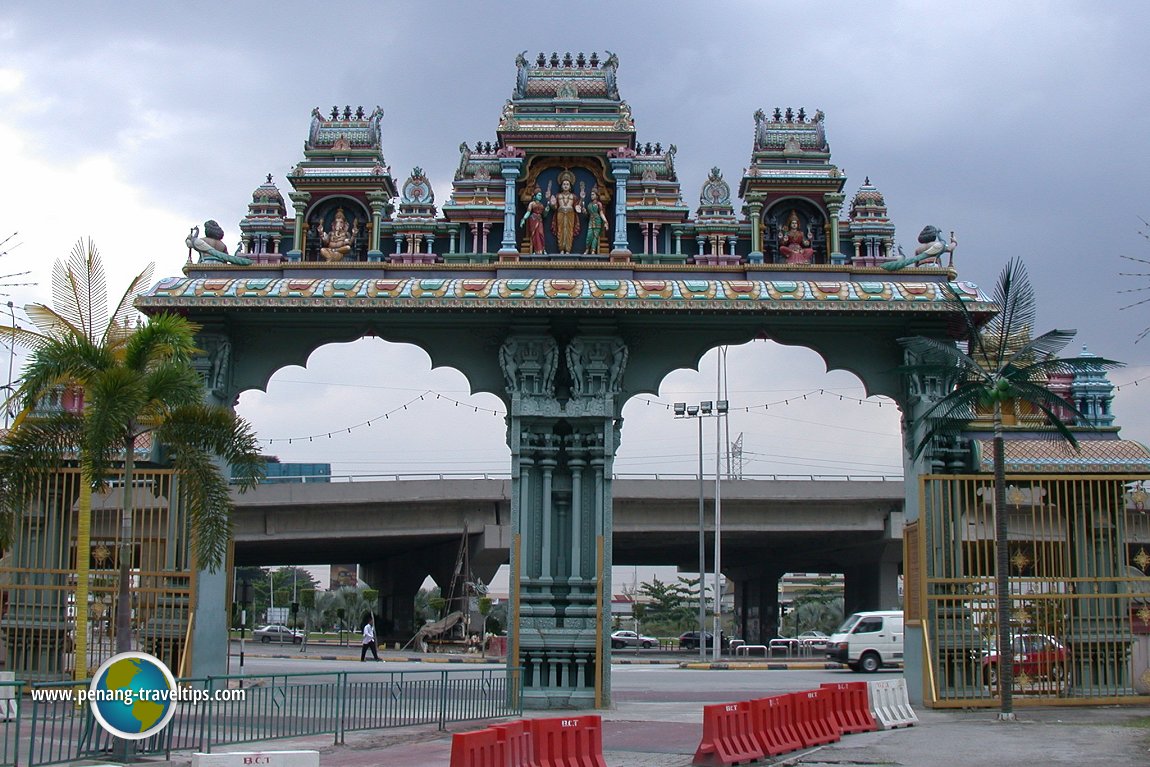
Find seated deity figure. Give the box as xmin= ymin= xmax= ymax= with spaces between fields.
xmin=317 ymin=208 xmax=357 ymax=262
xmin=549 ymin=171 xmax=582 ymax=255
xmin=778 ymin=210 xmax=815 ymax=264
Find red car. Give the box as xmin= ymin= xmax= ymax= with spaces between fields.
xmin=981 ymin=633 xmax=1069 ymax=687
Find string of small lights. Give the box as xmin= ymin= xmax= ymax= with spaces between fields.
xmin=260 ymin=390 xmax=503 ymax=446
xmin=633 ymin=388 xmax=894 ymax=411
xmin=261 ymin=387 xmax=898 ymax=445
xmin=1114 ymin=371 xmax=1150 ymax=391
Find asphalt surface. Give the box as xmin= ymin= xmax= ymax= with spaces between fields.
xmin=89 ymin=645 xmax=1150 ymax=766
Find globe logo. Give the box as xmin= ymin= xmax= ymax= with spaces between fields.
xmin=88 ymin=652 xmax=178 ymax=740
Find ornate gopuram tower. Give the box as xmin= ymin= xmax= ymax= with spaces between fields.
xmin=139 ymin=51 xmax=1012 ymax=710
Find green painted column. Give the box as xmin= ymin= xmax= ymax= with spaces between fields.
xmin=608 ymin=154 xmax=633 ymax=260
xmin=501 ymin=327 xmax=628 ymax=709
xmin=288 ymin=191 xmax=311 ymax=262
xmin=367 ymin=190 xmax=389 ymax=261
xmin=497 ymin=152 xmax=525 ymax=258
xmin=824 ymin=192 xmax=845 ymax=264
xmin=746 ymin=197 xmax=764 ymax=263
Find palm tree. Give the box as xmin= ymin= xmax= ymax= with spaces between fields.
xmin=898 ymin=258 xmax=1121 ymax=719
xmin=0 ymin=240 xmax=264 ymax=658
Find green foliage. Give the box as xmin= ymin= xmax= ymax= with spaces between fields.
xmin=780 ymin=579 xmax=844 ymax=636
xmin=635 ymin=576 xmax=705 ymax=634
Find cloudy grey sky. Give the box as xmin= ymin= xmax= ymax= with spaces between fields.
xmin=3 ymin=1 xmax=1150 ymax=485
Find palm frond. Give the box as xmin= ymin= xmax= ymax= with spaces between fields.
xmin=897 ymin=335 xmax=989 ymax=381
xmin=123 ymin=313 xmax=200 ymax=372
xmin=1014 ymin=328 xmax=1077 ymax=362
xmin=1012 ymin=354 xmax=1124 ymax=381
xmin=907 ymin=384 xmax=986 ymax=459
xmin=1009 ymin=379 xmax=1082 ymax=448
xmin=53 ymin=239 xmax=108 ymax=343
xmin=981 ymin=259 xmax=1038 ymax=372
xmin=104 ymin=263 xmax=155 ymax=347
xmin=170 ymin=445 xmax=234 ymax=571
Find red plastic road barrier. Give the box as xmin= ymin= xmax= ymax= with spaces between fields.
xmin=450 ymin=727 xmax=505 ymax=767
xmin=820 ymin=682 xmax=878 ymax=735
xmin=749 ymin=695 xmax=803 ymax=757
xmin=692 ymin=700 xmax=765 ymax=766
xmin=529 ymin=715 xmax=608 ymax=767
xmin=789 ymin=689 xmax=841 ymax=748
xmin=493 ymin=720 xmax=540 ymax=767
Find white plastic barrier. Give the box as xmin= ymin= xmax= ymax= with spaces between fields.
xmin=192 ymin=751 xmax=320 ymax=767
xmin=0 ymin=671 xmax=16 ymax=721
xmin=867 ymin=678 xmax=918 ymax=729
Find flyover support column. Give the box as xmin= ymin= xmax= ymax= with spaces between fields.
xmin=732 ymin=568 xmax=784 ymax=645
xmin=502 ymin=325 xmax=628 ymax=709
xmin=361 ymin=555 xmax=429 ymax=644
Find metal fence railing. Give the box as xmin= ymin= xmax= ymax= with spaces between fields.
xmin=20 ymin=668 xmax=521 ymax=765
xmin=0 ymin=681 xmax=22 ymax=767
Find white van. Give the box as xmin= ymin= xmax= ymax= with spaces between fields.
xmin=825 ymin=610 xmax=903 ymax=672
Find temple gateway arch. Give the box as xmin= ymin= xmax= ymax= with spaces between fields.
xmin=136 ymin=53 xmax=1149 ymax=710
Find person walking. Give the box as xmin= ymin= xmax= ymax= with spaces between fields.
xmin=361 ymin=617 xmax=380 ymax=661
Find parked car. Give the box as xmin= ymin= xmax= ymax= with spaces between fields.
xmin=610 ymin=630 xmax=658 ymax=649
xmin=678 ymin=630 xmax=714 ymax=650
xmin=253 ymin=624 xmax=304 ymax=644
xmin=797 ymin=630 xmax=830 ymax=649
xmin=981 ymin=633 xmax=1069 ymax=687
xmin=677 ymin=631 xmax=738 ymax=651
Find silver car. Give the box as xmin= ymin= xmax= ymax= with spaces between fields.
xmin=611 ymin=630 xmax=658 ymax=649
xmin=252 ymin=624 xmax=304 ymax=644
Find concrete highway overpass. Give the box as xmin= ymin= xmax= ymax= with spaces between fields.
xmin=232 ymin=477 xmax=904 ymax=643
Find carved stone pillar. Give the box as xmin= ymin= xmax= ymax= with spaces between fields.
xmin=498 ymin=150 xmax=525 ymax=259
xmin=824 ymin=192 xmax=846 ymax=265
xmin=746 ymin=198 xmax=764 ymax=263
xmin=287 ymin=191 xmax=310 ymax=261
xmin=367 ymin=190 xmax=388 ymax=261
xmin=608 ymin=153 xmax=633 ymax=261
xmin=501 ymin=328 xmax=628 ymax=709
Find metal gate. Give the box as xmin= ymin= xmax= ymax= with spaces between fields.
xmin=915 ymin=474 xmax=1150 ymax=707
xmin=0 ymin=468 xmax=195 ymax=682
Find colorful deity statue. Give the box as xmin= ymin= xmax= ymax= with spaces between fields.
xmin=583 ymin=187 xmax=609 ymax=255
xmin=778 ymin=210 xmax=815 ymax=264
xmin=549 ymin=170 xmax=582 ymax=255
xmin=317 ymin=208 xmax=357 ymax=262
xmin=186 ymin=220 xmax=253 ymax=265
xmin=521 ymin=186 xmax=549 ymax=254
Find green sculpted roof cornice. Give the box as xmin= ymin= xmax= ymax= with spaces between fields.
xmin=141 ymin=276 xmax=992 ymax=315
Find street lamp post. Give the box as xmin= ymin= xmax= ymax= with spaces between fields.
xmin=674 ymin=399 xmax=728 ymax=661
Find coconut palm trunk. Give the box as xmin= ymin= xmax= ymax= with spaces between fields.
xmin=115 ymin=431 xmax=136 ymax=654
xmin=73 ymin=481 xmax=93 ymax=680
xmin=992 ymin=403 xmax=1014 ymax=718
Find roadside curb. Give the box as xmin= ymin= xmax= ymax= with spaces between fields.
xmin=250 ymin=650 xmax=850 ymax=670
xmin=679 ymin=661 xmax=847 ymax=671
